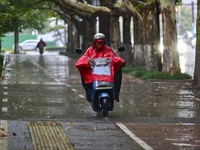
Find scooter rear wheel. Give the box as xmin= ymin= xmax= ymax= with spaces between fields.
xmin=101 ymin=98 xmax=109 ymax=117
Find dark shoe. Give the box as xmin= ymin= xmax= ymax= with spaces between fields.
xmin=114 ymin=98 xmax=119 ymax=102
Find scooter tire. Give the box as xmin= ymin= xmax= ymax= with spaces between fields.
xmin=101 ymin=98 xmax=109 ymax=117
xmin=39 ymin=48 xmax=43 ymax=54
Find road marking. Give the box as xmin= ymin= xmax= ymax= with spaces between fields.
xmin=1 ymin=82 xmax=8 ymax=85
xmin=79 ymin=94 xmax=85 ymax=98
xmin=0 ymin=120 xmax=8 ymax=150
xmin=32 ymin=61 xmax=62 ymax=83
xmin=172 ymin=143 xmax=200 ymax=147
xmin=2 ymin=99 xmax=8 ymax=102
xmin=116 ymin=123 xmax=154 ymax=150
xmin=29 ymin=121 xmax=75 ymax=150
xmin=2 ymin=107 xmax=8 ymax=112
xmin=165 ymin=138 xmax=178 ymax=141
xmin=3 ymin=92 xmax=8 ymax=95
xmin=72 ymin=88 xmax=77 ymax=92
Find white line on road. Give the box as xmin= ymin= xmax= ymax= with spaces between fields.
xmin=72 ymin=88 xmax=77 ymax=92
xmin=32 ymin=61 xmax=62 ymax=83
xmin=3 ymin=92 xmax=8 ymax=95
xmin=2 ymin=107 xmax=8 ymax=112
xmin=2 ymin=98 xmax=8 ymax=102
xmin=116 ymin=122 xmax=154 ymax=150
xmin=172 ymin=143 xmax=200 ymax=147
xmin=1 ymin=82 xmax=8 ymax=85
xmin=79 ymin=94 xmax=85 ymax=98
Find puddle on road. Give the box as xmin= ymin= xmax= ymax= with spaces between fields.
xmin=1 ymin=52 xmax=200 ymax=123
xmin=112 ymin=80 xmax=200 ymax=121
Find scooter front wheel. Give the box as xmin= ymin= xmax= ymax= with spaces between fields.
xmin=39 ymin=48 xmax=44 ymax=54
xmin=101 ymin=98 xmax=109 ymax=117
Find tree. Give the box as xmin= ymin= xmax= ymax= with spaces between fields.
xmin=122 ymin=0 xmax=161 ymax=71
xmin=0 ymin=0 xmax=16 ymax=35
xmin=193 ymin=0 xmax=200 ymax=87
xmin=160 ymin=0 xmax=180 ymax=74
xmin=1 ymin=0 xmax=185 ymax=76
xmin=11 ymin=0 xmax=50 ymax=53
xmin=0 ymin=0 xmax=51 ymax=53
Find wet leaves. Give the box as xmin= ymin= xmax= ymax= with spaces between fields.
xmin=66 ymin=122 xmax=74 ymax=131
xmin=0 ymin=127 xmax=6 ymax=138
xmin=0 ymin=133 xmax=7 ymax=138
xmin=0 ymin=127 xmax=5 ymax=131
xmin=12 ymin=132 xmax=17 ymax=136
xmin=0 ymin=129 xmax=17 ymax=139
xmin=89 ymin=127 xmax=96 ymax=132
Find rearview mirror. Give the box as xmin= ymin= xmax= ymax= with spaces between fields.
xmin=76 ymin=48 xmax=83 ymax=54
xmin=118 ymin=46 xmax=125 ymax=52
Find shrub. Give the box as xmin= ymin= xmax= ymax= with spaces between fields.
xmin=46 ymin=46 xmax=66 ymax=51
xmin=123 ymin=65 xmax=192 ymax=80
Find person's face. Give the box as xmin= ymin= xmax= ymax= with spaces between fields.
xmin=96 ymin=40 xmax=104 ymax=49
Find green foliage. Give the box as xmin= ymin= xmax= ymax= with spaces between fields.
xmin=46 ymin=46 xmax=66 ymax=51
xmin=0 ymin=0 xmax=53 ymax=36
xmin=121 ymin=64 xmax=134 ymax=73
xmin=175 ymin=0 xmax=182 ymax=6
xmin=123 ymin=65 xmax=192 ymax=80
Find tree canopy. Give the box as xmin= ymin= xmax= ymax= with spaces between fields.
xmin=1 ymin=0 xmax=200 ymax=86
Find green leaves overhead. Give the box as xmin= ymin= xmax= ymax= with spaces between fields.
xmin=0 ymin=0 xmax=51 ymax=36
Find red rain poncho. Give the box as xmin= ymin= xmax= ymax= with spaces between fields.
xmin=75 ymin=44 xmax=125 ymax=83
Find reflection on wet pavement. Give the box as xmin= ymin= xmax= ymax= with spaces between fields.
xmin=0 ymin=52 xmax=200 ymax=123
xmin=112 ymin=76 xmax=200 ymax=123
xmin=124 ymin=123 xmax=200 ymax=150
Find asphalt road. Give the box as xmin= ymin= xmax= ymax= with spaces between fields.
xmin=0 ymin=50 xmax=200 ymax=150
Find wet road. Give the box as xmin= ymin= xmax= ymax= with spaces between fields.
xmin=0 ymin=50 xmax=200 ymax=150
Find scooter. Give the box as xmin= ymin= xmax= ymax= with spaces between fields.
xmin=39 ymin=46 xmax=44 ymax=55
xmin=76 ymin=47 xmax=125 ymax=117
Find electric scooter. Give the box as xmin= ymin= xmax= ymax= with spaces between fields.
xmin=39 ymin=46 xmax=44 ymax=55
xmin=76 ymin=47 xmax=125 ymax=117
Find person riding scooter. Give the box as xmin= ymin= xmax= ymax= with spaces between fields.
xmin=75 ymin=33 xmax=125 ymax=103
xmin=36 ymin=38 xmax=46 ymax=54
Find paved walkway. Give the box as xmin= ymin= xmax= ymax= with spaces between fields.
xmin=0 ymin=51 xmax=200 ymax=150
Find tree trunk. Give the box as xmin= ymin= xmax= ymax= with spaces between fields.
xmin=66 ymin=21 xmax=73 ymax=52
xmin=109 ymin=14 xmax=121 ymax=51
xmin=192 ymin=1 xmax=200 ymax=86
xmin=156 ymin=2 xmax=162 ymax=71
xmin=161 ymin=1 xmax=180 ymax=73
xmin=14 ymin=28 xmax=19 ymax=54
xmin=87 ymin=17 xmax=96 ymax=46
xmin=122 ymin=15 xmax=133 ymax=64
xmin=143 ymin=4 xmax=158 ymax=71
xmin=99 ymin=14 xmax=110 ymax=45
xmin=81 ymin=20 xmax=89 ymax=50
xmin=134 ymin=15 xmax=145 ymax=67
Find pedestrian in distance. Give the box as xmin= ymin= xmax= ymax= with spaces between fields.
xmin=36 ymin=38 xmax=46 ymax=54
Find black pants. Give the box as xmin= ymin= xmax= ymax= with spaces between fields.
xmin=81 ymin=68 xmax=122 ymax=102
